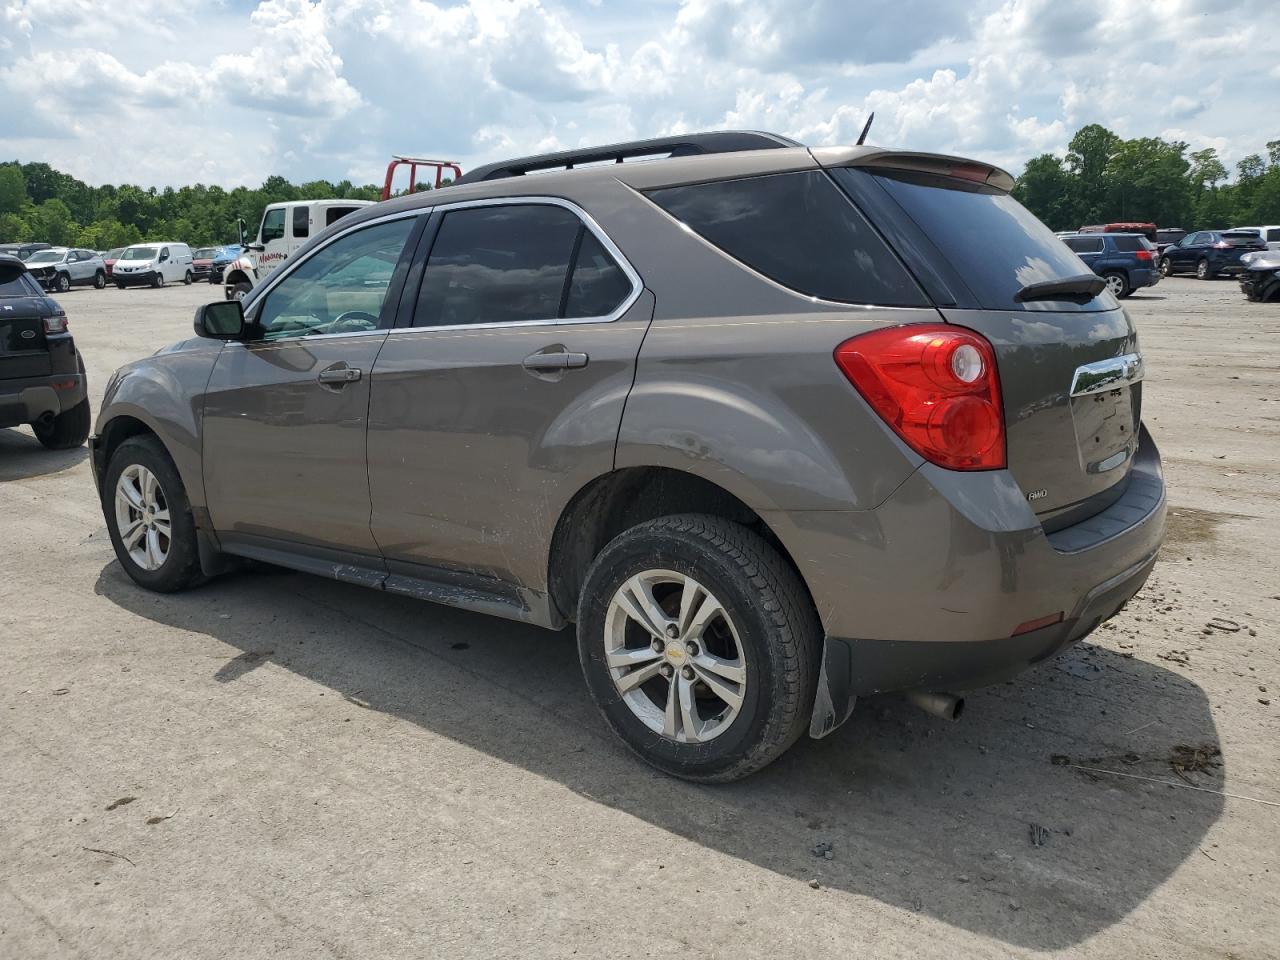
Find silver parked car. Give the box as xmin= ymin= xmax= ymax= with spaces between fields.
xmin=23 ymin=247 xmax=108 ymax=292
xmin=90 ymin=132 xmax=1166 ymax=781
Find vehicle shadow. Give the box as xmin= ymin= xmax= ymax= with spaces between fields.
xmin=94 ymin=562 xmax=1223 ymax=951
xmin=0 ymin=427 xmax=88 ymax=481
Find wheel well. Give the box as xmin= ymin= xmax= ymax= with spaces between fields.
xmin=547 ymin=466 xmax=812 ymax=624
xmin=94 ymin=415 xmax=157 ymax=487
xmin=225 ymin=269 xmax=251 ymax=286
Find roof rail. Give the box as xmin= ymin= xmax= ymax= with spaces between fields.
xmin=455 ymin=130 xmax=802 ymax=184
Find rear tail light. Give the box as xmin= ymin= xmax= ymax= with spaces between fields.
xmin=43 ymin=314 xmax=68 ymax=335
xmin=1213 ymin=241 xmax=1231 ymax=249
xmin=834 ymin=323 xmax=1005 ymax=471
xmin=1135 ymin=249 xmax=1153 ymax=262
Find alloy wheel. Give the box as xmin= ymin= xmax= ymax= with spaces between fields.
xmin=1105 ymin=274 xmax=1125 ymax=297
xmin=604 ymin=570 xmax=746 ymax=743
xmin=114 ymin=464 xmax=171 ymax=572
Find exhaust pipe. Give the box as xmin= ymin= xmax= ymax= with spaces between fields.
xmin=905 ymin=690 xmax=965 ymax=721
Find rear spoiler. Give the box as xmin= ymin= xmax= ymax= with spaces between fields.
xmin=809 ymin=146 xmax=1015 ymax=193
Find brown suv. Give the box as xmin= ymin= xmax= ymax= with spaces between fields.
xmin=91 ymin=132 xmax=1165 ymax=781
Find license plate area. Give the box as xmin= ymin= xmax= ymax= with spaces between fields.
xmin=1071 ymin=386 xmax=1137 ymax=474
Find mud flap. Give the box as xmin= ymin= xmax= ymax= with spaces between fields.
xmin=809 ymin=636 xmax=857 ymax=738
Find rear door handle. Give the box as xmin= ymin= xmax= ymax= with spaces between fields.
xmin=317 ymin=364 xmax=362 ymax=385
xmin=522 ymin=351 xmax=589 ymax=371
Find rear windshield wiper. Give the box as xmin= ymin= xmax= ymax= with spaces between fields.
xmin=1014 ymin=274 xmax=1106 ymax=304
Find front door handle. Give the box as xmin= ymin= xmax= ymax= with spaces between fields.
xmin=522 ymin=351 xmax=589 ymax=371
xmin=317 ymin=364 xmax=362 ymax=385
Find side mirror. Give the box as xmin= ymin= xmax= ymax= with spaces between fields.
xmin=194 ymin=300 xmax=245 ymax=341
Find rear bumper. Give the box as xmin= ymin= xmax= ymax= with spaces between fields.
xmin=765 ymin=427 xmax=1166 ymax=736
xmin=0 ymin=372 xmax=87 ymax=428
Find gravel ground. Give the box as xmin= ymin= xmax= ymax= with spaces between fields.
xmin=1 ymin=276 xmax=1277 ymax=959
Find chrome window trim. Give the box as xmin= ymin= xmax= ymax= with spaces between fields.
xmin=393 ymin=195 xmax=643 ymax=334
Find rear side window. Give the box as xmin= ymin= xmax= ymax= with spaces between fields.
xmin=1112 ymin=236 xmax=1144 ymax=252
xmin=846 ymin=168 xmax=1101 ymax=311
xmin=326 ymin=206 xmax=361 ymax=227
xmin=292 ymin=206 xmax=309 ymax=239
xmin=647 ymin=172 xmax=926 ymax=307
xmin=414 ymin=204 xmax=632 ymax=327
xmin=1065 ymin=237 xmax=1103 ymax=254
xmin=1267 ymin=228 xmax=1280 ymax=242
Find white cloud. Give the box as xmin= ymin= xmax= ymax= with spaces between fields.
xmin=1 ymin=0 xmax=1277 ymax=189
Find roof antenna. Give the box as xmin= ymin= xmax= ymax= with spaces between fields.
xmin=856 ymin=112 xmax=875 ymax=146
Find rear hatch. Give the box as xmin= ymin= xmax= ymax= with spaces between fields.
xmin=830 ymin=162 xmax=1141 ymax=527
xmin=0 ymin=264 xmax=53 ymax=379
xmin=1221 ymin=230 xmax=1267 ymax=260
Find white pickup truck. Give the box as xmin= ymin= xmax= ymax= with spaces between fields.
xmin=222 ymin=198 xmax=374 ymax=300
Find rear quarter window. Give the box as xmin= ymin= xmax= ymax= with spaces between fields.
xmin=840 ymin=167 xmax=1108 ymax=311
xmin=1112 ymin=236 xmax=1144 ymax=252
xmin=646 ymin=171 xmax=927 ymax=307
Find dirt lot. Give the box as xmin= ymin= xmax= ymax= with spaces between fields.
xmin=2 ymin=276 xmax=1278 ymax=959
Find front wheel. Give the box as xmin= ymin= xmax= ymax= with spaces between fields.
xmin=103 ymin=436 xmax=203 ymax=592
xmin=151 ymin=272 xmax=164 ymax=288
xmin=230 ymin=281 xmax=252 ymax=301
xmin=55 ymin=272 xmax=71 ymax=293
xmin=1159 ymin=257 xmax=1172 ymax=277
xmin=183 ymin=270 xmax=193 ymax=285
xmin=116 ymin=282 xmax=126 ymax=290
xmin=1196 ymin=258 xmax=1214 ymax=280
xmin=93 ymin=270 xmax=106 ymax=289
xmin=32 ymin=397 xmax=90 ymax=449
xmin=1103 ymin=271 xmax=1129 ymax=298
xmin=577 ymin=514 xmax=820 ymax=782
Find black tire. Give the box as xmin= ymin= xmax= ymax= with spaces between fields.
xmin=32 ymin=397 xmax=90 ymax=449
xmin=151 ymin=272 xmax=163 ymax=288
xmin=1102 ymin=271 xmax=1130 ymax=298
xmin=55 ymin=272 xmax=71 ymax=293
xmin=1159 ymin=257 xmax=1172 ymax=277
xmin=116 ymin=282 xmax=126 ymax=290
xmin=183 ymin=270 xmax=193 ymax=285
xmin=103 ymin=435 xmax=203 ymax=592
xmin=93 ymin=270 xmax=106 ymax=289
xmin=1196 ymin=258 xmax=1214 ymax=280
xmin=230 ymin=280 xmax=252 ymax=301
xmin=577 ymin=514 xmax=820 ymax=782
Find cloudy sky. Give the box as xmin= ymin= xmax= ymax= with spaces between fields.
xmin=1 ymin=0 xmax=1275 ymax=189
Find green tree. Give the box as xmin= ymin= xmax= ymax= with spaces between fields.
xmin=1013 ymin=154 xmax=1075 ymax=229
xmin=0 ymin=164 xmax=27 ymax=216
xmin=0 ymin=211 xmax=32 ymax=242
xmin=1267 ymin=140 xmax=1280 ymax=167
xmin=1065 ymin=124 xmax=1120 ymax=223
xmin=1105 ymin=137 xmax=1191 ymax=227
xmin=1189 ymin=148 xmax=1228 ymax=197
xmin=29 ymin=199 xmax=79 ymax=245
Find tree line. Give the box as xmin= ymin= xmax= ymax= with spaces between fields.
xmin=1013 ymin=123 xmax=1280 ymax=231
xmin=4 ymin=124 xmax=1279 ymax=251
xmin=0 ymin=162 xmax=386 ymax=251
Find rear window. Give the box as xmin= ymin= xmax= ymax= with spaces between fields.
xmin=1223 ymin=231 xmax=1261 ymax=243
xmin=646 ymin=171 xmax=927 ymax=307
xmin=1112 ymin=235 xmax=1145 ymax=252
xmin=0 ymin=264 xmax=38 ymax=296
xmin=1267 ymin=228 xmax=1280 ymax=242
xmin=849 ymin=168 xmax=1102 ymax=311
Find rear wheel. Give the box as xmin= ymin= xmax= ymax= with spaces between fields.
xmin=577 ymin=514 xmax=819 ymax=782
xmin=103 ymin=436 xmax=203 ymax=592
xmin=32 ymin=397 xmax=90 ymax=449
xmin=1196 ymin=258 xmax=1214 ymax=280
xmin=93 ymin=270 xmax=106 ymax=289
xmin=1103 ymin=271 xmax=1129 ymax=298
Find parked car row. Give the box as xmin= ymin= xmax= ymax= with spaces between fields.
xmin=1060 ymin=232 xmax=1159 ymax=298
xmin=0 ymin=241 xmax=246 ymax=292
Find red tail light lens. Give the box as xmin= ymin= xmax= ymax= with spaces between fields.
xmin=834 ymin=324 xmax=1005 ymax=470
xmin=43 ymin=314 xmax=68 ymax=335
xmin=1134 ymin=249 xmax=1153 ymax=262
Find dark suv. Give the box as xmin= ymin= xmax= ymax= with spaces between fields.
xmin=90 ymin=132 xmax=1165 ymax=781
xmin=1061 ymin=232 xmax=1159 ymax=297
xmin=0 ymin=255 xmax=90 ymax=448
xmin=1161 ymin=230 xmax=1267 ymax=279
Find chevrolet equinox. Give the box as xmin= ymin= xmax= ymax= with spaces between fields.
xmin=91 ymin=132 xmax=1166 ymax=781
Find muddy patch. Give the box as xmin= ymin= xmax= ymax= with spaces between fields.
xmin=1162 ymin=506 xmax=1245 ymax=549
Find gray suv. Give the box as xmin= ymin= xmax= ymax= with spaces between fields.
xmin=90 ymin=132 xmax=1166 ymax=782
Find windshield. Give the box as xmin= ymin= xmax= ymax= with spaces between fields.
xmin=122 ymin=247 xmax=159 ymax=261
xmin=845 ymin=167 xmax=1106 ymax=311
xmin=194 ymin=248 xmax=217 ymax=259
xmin=25 ymin=250 xmax=63 ymax=264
